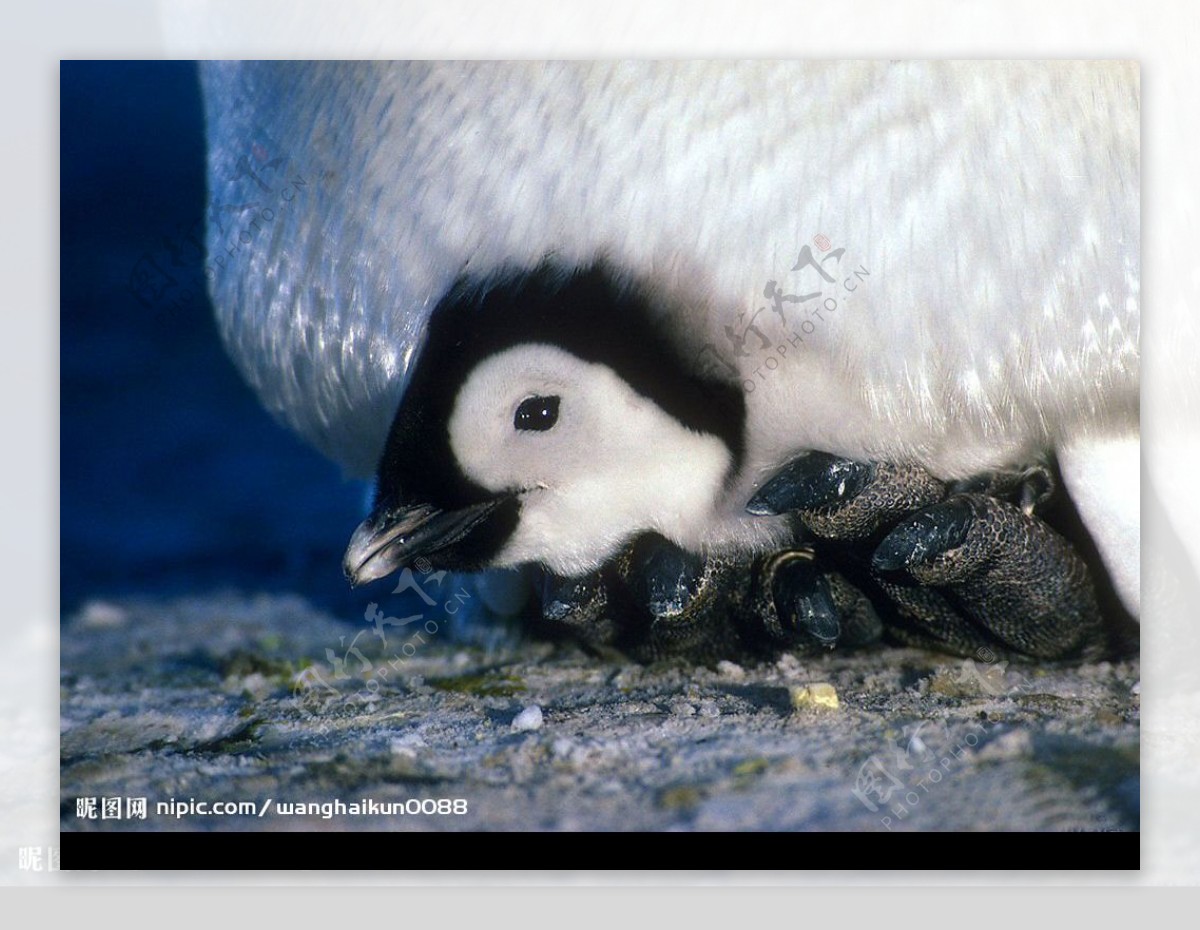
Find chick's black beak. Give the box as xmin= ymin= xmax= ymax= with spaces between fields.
xmin=342 ymin=497 xmax=506 ymax=586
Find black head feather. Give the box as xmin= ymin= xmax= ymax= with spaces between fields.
xmin=372 ymin=259 xmax=747 ymax=567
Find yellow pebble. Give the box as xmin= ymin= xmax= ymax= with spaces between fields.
xmin=789 ymin=682 xmax=839 ymax=710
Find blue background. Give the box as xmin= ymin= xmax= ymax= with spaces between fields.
xmin=60 ymin=61 xmax=367 ymax=614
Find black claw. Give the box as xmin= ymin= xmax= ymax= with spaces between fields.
xmin=873 ymin=495 xmax=977 ymax=571
xmin=626 ymin=535 xmax=706 ymax=618
xmin=746 ymin=452 xmax=875 ymax=516
xmin=1016 ymin=466 xmax=1055 ymax=513
xmin=948 ymin=464 xmax=1055 ymax=514
xmin=541 ymin=571 xmax=604 ymax=623
xmin=770 ymin=555 xmax=841 ymax=646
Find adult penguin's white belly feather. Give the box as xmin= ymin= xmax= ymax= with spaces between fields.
xmin=200 ymin=61 xmax=1140 ymax=610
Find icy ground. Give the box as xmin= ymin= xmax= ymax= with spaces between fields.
xmin=60 ymin=594 xmax=1138 ymax=832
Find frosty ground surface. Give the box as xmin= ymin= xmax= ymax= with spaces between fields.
xmin=60 ymin=593 xmax=1139 ymax=833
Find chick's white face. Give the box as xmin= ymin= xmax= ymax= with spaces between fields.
xmin=447 ymin=344 xmax=733 ymax=576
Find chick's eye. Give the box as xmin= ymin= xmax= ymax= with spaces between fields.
xmin=514 ymin=395 xmax=560 ymax=432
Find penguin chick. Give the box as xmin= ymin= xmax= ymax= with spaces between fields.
xmin=342 ymin=262 xmax=779 ymax=583
xmin=341 ymin=260 xmax=1113 ymax=662
xmin=201 ymin=61 xmax=1140 ymax=616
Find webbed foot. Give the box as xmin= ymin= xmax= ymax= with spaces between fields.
xmin=749 ymin=452 xmax=1108 ymax=660
xmin=532 ymin=452 xmax=1111 ymax=664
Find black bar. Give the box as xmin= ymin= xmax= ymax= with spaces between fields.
xmin=61 ymin=830 xmax=1139 ymax=872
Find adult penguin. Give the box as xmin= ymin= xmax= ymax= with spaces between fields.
xmin=200 ymin=61 xmax=1139 ymax=659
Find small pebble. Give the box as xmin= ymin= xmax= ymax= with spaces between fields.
xmin=390 ymin=732 xmax=427 ymax=755
xmin=716 ymin=660 xmax=746 ymax=681
xmin=79 ymin=601 xmax=128 ymax=628
xmin=223 ymin=671 xmax=270 ymax=699
xmin=789 ymin=682 xmax=839 ymax=710
xmin=511 ymin=704 xmax=544 ymax=731
xmin=975 ymin=728 xmax=1031 ymax=760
